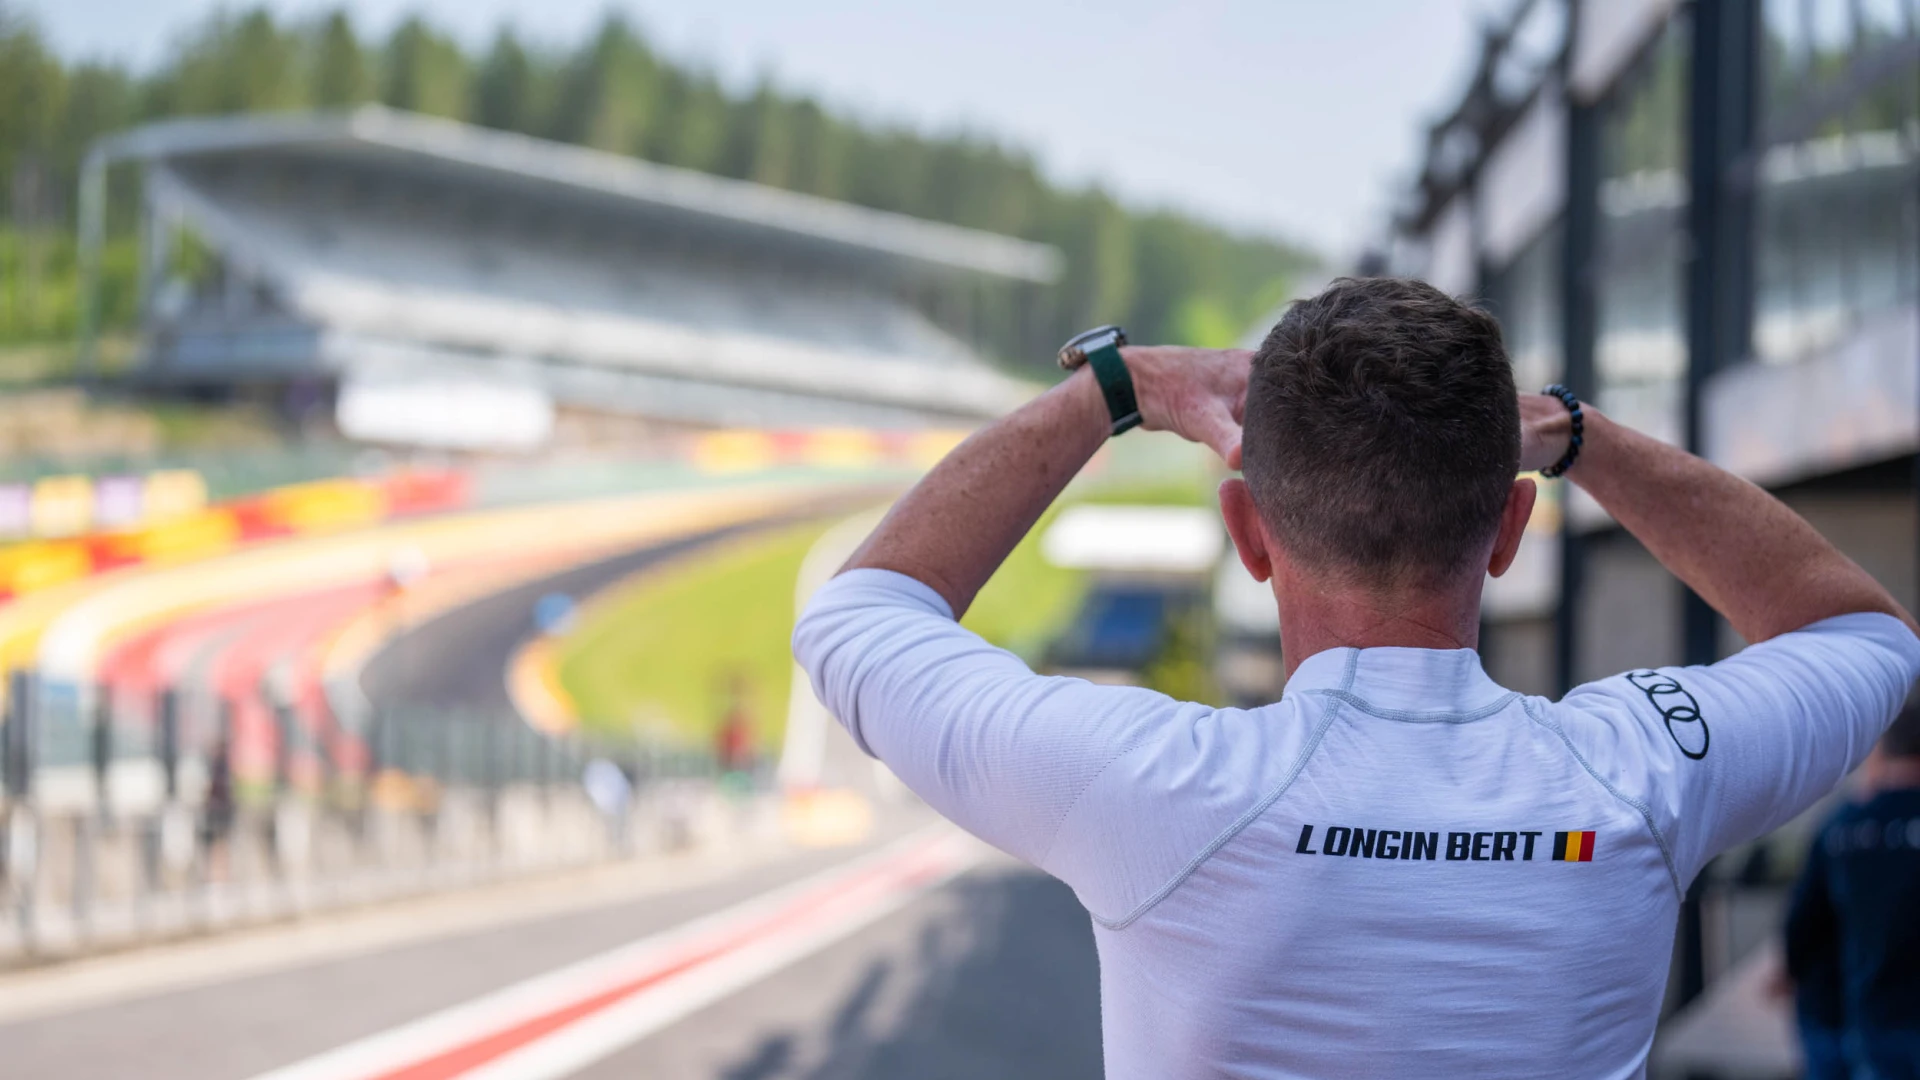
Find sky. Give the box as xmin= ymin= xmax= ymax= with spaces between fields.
xmin=26 ymin=0 xmax=1507 ymax=260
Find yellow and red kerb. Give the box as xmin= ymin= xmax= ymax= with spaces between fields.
xmin=1552 ymin=831 xmax=1596 ymax=862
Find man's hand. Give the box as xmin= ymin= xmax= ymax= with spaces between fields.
xmin=1517 ymin=391 xmax=1575 ymax=474
xmin=1125 ymin=346 xmax=1253 ymax=468
xmin=840 ymin=343 xmax=1251 ymax=618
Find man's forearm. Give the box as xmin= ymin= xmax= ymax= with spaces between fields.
xmin=1566 ymin=408 xmax=1915 ymax=642
xmin=841 ymin=367 xmax=1108 ymax=618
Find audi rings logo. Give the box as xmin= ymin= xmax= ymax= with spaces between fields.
xmin=1626 ymin=670 xmax=1710 ymax=760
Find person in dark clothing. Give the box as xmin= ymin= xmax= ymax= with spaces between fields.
xmin=1787 ymin=832 xmax=1859 ymax=1080
xmin=200 ymin=734 xmax=237 ymax=881
xmin=1785 ymin=699 xmax=1920 ymax=1079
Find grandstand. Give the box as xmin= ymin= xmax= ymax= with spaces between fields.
xmin=76 ymin=107 xmax=1060 ymax=446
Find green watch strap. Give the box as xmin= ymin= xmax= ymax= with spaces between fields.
xmin=1086 ymin=341 xmax=1141 ymax=435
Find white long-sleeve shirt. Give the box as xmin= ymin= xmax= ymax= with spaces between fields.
xmin=793 ymin=568 xmax=1920 ymax=1079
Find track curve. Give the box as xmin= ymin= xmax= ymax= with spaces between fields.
xmin=357 ymin=495 xmax=875 ymax=726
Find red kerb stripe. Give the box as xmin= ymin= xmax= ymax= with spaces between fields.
xmin=367 ymin=842 xmax=947 ymax=1080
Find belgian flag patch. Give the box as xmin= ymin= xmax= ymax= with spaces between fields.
xmin=1552 ymin=831 xmax=1596 ymax=862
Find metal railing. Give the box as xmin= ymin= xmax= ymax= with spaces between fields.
xmin=0 ymin=670 xmax=750 ymax=965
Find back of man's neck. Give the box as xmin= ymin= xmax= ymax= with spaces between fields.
xmin=1276 ymin=581 xmax=1483 ymax=680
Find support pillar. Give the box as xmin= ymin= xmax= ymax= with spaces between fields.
xmin=1555 ymin=96 xmax=1602 ymax=694
xmin=1681 ymin=0 xmax=1757 ymax=673
xmin=1675 ymin=0 xmax=1761 ymax=1011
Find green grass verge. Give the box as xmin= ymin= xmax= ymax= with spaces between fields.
xmin=556 ymin=520 xmax=834 ymax=747
xmin=555 ymin=450 xmax=1221 ymax=747
xmin=554 ymin=512 xmax=1093 ymax=747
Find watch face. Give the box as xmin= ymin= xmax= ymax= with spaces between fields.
xmin=1057 ymin=325 xmax=1126 ymax=370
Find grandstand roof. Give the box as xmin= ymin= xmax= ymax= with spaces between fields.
xmin=107 ymin=107 xmax=1047 ymax=432
xmin=97 ymin=106 xmax=1061 ymax=285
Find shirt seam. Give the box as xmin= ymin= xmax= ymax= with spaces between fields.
xmin=1296 ymin=688 xmax=1519 ymax=724
xmin=1523 ymin=697 xmax=1684 ymax=897
xmin=1033 ymin=732 xmax=1164 ymax=869
xmin=1093 ymin=650 xmax=1358 ymax=931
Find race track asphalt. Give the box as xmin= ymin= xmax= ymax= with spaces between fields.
xmin=0 ymin=820 xmax=1102 ymax=1080
xmin=358 ymin=521 xmax=765 ymax=721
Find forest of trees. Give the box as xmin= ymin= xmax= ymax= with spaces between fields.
xmin=0 ymin=4 xmax=1315 ymax=366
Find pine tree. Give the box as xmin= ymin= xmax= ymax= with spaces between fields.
xmin=549 ymin=16 xmax=661 ymax=155
xmin=652 ymin=69 xmax=729 ymax=173
xmin=0 ymin=6 xmax=63 ymax=204
xmin=783 ymin=98 xmax=848 ymax=199
xmin=741 ymin=81 xmax=793 ymax=188
xmin=157 ymin=9 xmax=303 ymax=115
xmin=310 ymin=10 xmax=369 ymax=108
xmin=380 ymin=17 xmax=468 ymax=120
xmin=473 ymin=28 xmax=538 ymax=134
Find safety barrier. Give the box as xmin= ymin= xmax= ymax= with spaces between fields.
xmin=0 ymin=683 xmax=757 ymax=964
xmin=0 ymin=470 xmax=469 ymax=603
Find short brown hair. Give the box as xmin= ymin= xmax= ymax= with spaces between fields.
xmin=1241 ymin=276 xmax=1519 ymax=588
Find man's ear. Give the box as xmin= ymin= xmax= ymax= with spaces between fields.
xmin=1219 ymin=478 xmax=1273 ymax=583
xmin=1488 ymin=477 xmax=1538 ymax=578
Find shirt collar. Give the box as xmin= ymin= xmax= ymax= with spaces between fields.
xmin=1283 ymin=645 xmax=1511 ymax=714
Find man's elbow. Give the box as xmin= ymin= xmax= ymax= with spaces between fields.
xmin=790 ymin=602 xmax=871 ymax=706
xmin=789 ymin=602 xmax=834 ymax=684
xmin=788 ymin=616 xmax=879 ymax=752
xmin=1752 ymin=566 xmax=1919 ymax=642
xmin=1885 ymin=601 xmax=1920 ymax=641
xmin=1824 ymin=593 xmax=1919 ymax=641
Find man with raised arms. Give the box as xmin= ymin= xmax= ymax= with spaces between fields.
xmin=794 ymin=277 xmax=1920 ymax=1079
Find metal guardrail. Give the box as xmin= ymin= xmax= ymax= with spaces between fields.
xmin=0 ymin=669 xmax=749 ymax=964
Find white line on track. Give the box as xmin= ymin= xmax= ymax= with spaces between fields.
xmin=242 ymin=825 xmax=980 ymax=1080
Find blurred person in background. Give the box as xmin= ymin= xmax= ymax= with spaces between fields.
xmin=794 ymin=277 xmax=1920 ymax=1079
xmin=1783 ymin=909 xmax=1847 ymax=1080
xmin=1785 ymin=698 xmax=1920 ymax=1080
xmin=715 ymin=674 xmax=758 ymax=794
xmin=581 ymin=756 xmax=632 ymax=852
xmin=200 ymin=732 xmax=235 ymax=882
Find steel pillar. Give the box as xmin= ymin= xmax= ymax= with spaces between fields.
xmin=1555 ymin=95 xmax=1601 ymax=694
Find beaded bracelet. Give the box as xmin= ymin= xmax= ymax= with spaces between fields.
xmin=1538 ymin=384 xmax=1584 ymax=478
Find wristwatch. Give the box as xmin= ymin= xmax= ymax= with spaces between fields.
xmin=1057 ymin=324 xmax=1142 ymax=436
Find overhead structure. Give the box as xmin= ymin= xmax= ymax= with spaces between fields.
xmin=77 ymin=106 xmax=1062 ymax=444
xmin=1376 ymin=0 xmax=1919 ymax=696
xmin=1372 ymin=0 xmax=1918 ymax=1048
